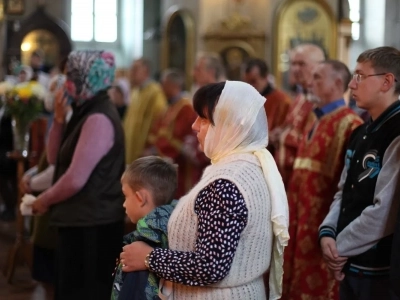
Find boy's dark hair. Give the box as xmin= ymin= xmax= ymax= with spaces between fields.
xmin=123 ymin=156 xmax=177 ymax=206
xmin=357 ymin=46 xmax=400 ymax=94
xmin=244 ymin=58 xmax=269 ymax=78
xmin=193 ymin=81 xmax=226 ymax=125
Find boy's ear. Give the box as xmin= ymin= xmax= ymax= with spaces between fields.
xmin=135 ymin=189 xmax=151 ymax=207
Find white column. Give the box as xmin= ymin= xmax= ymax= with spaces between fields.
xmin=121 ymin=0 xmax=143 ymax=64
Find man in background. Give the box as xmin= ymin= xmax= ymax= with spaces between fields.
xmin=243 ymin=58 xmax=291 ymax=154
xmin=191 ymin=52 xmax=225 ymax=95
xmin=146 ymin=69 xmax=206 ymax=197
xmin=270 ymin=43 xmax=326 ymax=187
xmin=123 ymin=58 xmax=167 ymax=164
xmin=284 ymin=60 xmax=363 ymax=299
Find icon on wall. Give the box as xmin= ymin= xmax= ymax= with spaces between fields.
xmin=6 ymin=0 xmax=25 ymax=15
xmin=273 ymin=0 xmax=337 ymax=90
xmin=220 ymin=46 xmax=250 ymax=81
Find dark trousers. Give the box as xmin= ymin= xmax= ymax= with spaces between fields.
xmin=0 ymin=174 xmax=17 ymax=212
xmin=55 ymin=220 xmax=124 ymax=300
xmin=340 ymin=274 xmax=399 ymax=300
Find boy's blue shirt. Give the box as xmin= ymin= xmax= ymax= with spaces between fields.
xmin=111 ymin=200 xmax=178 ymax=300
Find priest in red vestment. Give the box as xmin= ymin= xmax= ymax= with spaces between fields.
xmin=270 ymin=44 xmax=326 ymax=187
xmin=146 ymin=69 xmax=208 ymax=198
xmin=242 ymin=58 xmax=291 ymax=155
xmin=282 ymin=60 xmax=363 ymax=300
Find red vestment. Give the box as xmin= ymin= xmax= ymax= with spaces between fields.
xmin=282 ymin=107 xmax=363 ymax=300
xmin=264 ymin=89 xmax=291 ymax=132
xmin=264 ymin=88 xmax=291 ymax=155
xmin=275 ymin=93 xmax=316 ymax=187
xmin=148 ymin=98 xmax=208 ymax=198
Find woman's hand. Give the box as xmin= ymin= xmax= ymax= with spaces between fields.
xmin=31 ymin=197 xmax=49 ymax=215
xmin=120 ymin=241 xmax=153 ymax=272
xmin=54 ymin=89 xmax=67 ymax=124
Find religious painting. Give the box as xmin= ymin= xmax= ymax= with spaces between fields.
xmin=273 ymin=0 xmax=337 ymax=90
xmin=20 ymin=29 xmax=60 ymax=70
xmin=6 ymin=0 xmax=25 ymax=15
xmin=161 ymin=9 xmax=195 ymax=91
xmin=220 ymin=46 xmax=250 ymax=81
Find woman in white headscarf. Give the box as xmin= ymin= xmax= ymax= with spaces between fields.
xmin=120 ymin=81 xmax=289 ymax=300
xmin=18 ymin=65 xmax=33 ymax=82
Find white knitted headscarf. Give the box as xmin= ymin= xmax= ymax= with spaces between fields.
xmin=204 ymin=80 xmax=289 ymax=300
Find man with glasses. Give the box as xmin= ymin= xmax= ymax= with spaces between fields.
xmin=319 ymin=46 xmax=400 ymax=299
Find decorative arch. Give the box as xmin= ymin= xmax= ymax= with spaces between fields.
xmin=161 ymin=6 xmax=195 ymax=90
xmin=6 ymin=6 xmax=72 ymax=71
xmin=272 ymin=0 xmax=337 ymax=89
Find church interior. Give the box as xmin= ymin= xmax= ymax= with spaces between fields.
xmin=1 ymin=0 xmax=400 ymax=299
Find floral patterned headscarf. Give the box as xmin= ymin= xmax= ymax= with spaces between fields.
xmin=65 ymin=50 xmax=115 ymax=104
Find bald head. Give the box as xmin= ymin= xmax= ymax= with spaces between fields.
xmin=294 ymin=44 xmax=325 ymax=63
xmin=290 ymin=43 xmax=326 ymax=89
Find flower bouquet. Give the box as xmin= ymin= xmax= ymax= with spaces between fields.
xmin=2 ymin=82 xmax=46 ymax=153
xmin=0 ymin=81 xmax=14 ymax=108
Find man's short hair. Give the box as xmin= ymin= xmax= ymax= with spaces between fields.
xmin=321 ymin=59 xmax=351 ymax=92
xmin=196 ymin=52 xmax=226 ymax=81
xmin=122 ymin=156 xmax=178 ymax=207
xmin=161 ymin=68 xmax=185 ymax=89
xmin=357 ymin=46 xmax=400 ymax=94
xmin=135 ymin=57 xmax=152 ymax=73
xmin=244 ymin=58 xmax=269 ymax=78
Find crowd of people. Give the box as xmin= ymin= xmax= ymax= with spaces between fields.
xmin=0 ymin=44 xmax=400 ymax=300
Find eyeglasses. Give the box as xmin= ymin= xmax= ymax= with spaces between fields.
xmin=352 ymin=73 xmax=399 ymax=83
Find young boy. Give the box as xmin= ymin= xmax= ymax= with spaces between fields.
xmin=319 ymin=46 xmax=400 ymax=299
xmin=111 ymin=156 xmax=178 ymax=300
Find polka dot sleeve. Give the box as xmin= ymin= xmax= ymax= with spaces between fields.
xmin=149 ymin=179 xmax=248 ymax=286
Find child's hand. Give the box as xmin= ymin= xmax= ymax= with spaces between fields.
xmin=332 ymin=270 xmax=345 ymax=281
xmin=120 ymin=241 xmax=153 ymax=272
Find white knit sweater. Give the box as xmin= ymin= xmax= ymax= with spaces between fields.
xmin=167 ymin=153 xmax=272 ymax=299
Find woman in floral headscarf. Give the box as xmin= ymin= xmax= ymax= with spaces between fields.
xmin=31 ymin=50 xmax=126 ymax=300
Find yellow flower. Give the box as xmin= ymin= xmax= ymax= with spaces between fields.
xmin=17 ymin=87 xmax=33 ymax=99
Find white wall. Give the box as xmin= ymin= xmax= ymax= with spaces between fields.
xmin=72 ymin=0 xmax=144 ymax=68
xmin=384 ymin=0 xmax=400 ymax=49
xmin=120 ymin=0 xmax=143 ymax=65
xmin=348 ymin=0 xmax=400 ymax=69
